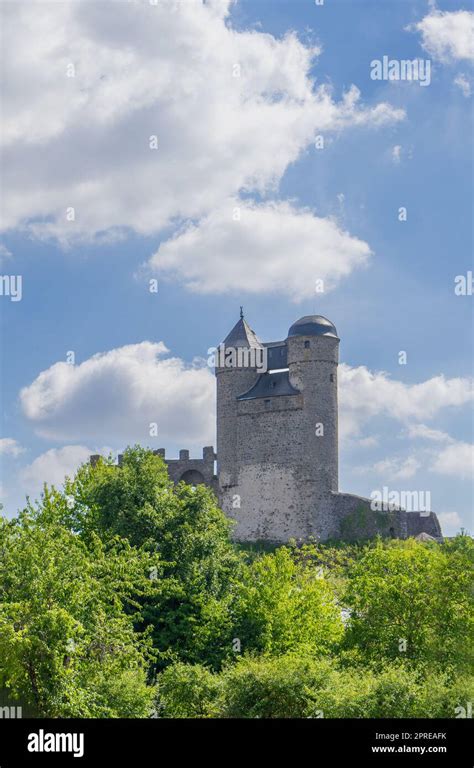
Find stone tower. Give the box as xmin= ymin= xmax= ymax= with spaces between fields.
xmin=216 ymin=312 xmax=340 ymax=541
xmin=90 ymin=310 xmax=442 ymax=543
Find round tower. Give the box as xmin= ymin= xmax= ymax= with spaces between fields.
xmin=286 ymin=315 xmax=339 ymax=502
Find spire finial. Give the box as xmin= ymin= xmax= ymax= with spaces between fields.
xmin=240 ymin=305 xmax=244 ymax=320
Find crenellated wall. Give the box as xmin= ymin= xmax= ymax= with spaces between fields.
xmin=155 ymin=446 xmax=217 ymax=488
xmin=90 ymin=446 xmax=218 ymax=492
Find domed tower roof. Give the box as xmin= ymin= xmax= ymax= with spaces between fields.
xmin=287 ymin=315 xmax=338 ymax=339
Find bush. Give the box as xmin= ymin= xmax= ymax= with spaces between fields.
xmin=156 ymin=655 xmax=474 ymax=719
xmin=219 ymin=655 xmax=333 ymax=718
xmin=155 ymin=663 xmax=221 ymax=718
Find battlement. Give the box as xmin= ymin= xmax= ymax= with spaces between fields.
xmin=154 ymin=446 xmax=216 ymax=463
xmin=155 ymin=446 xmax=216 ymax=486
xmin=89 ymin=446 xmax=217 ymax=489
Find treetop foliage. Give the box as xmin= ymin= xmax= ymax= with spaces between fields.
xmin=0 ymin=447 xmax=472 ymax=717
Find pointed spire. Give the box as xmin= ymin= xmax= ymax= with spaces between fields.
xmin=222 ymin=312 xmax=262 ymax=349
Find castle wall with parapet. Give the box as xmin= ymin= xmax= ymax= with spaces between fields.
xmin=153 ymin=446 xmax=216 ymax=486
xmin=90 ymin=446 xmax=218 ymax=491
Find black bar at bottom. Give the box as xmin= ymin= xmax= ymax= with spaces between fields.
xmin=0 ymin=718 xmax=471 ymax=766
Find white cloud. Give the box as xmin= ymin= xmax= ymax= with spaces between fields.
xmin=20 ymin=342 xmax=215 ymax=446
xmin=437 ymin=510 xmax=463 ymax=535
xmin=392 ymin=145 xmax=402 ymax=164
xmin=339 ymin=364 xmax=474 ymax=441
xmin=20 ymin=344 xmax=473 ymax=468
xmin=1 ymin=0 xmax=404 ymax=243
xmin=431 ymin=441 xmax=474 ymax=480
xmin=0 ymin=438 xmax=25 ymax=457
xmin=406 ymin=424 xmax=453 ymax=442
xmin=375 ymin=456 xmax=421 ymax=480
xmin=19 ymin=445 xmax=93 ymax=498
xmin=356 ymin=455 xmax=421 ymax=481
xmin=358 ymin=436 xmax=378 ymax=448
xmin=148 ymin=199 xmax=371 ymax=301
xmin=454 ymin=73 xmax=472 ymax=96
xmin=0 ymin=244 xmax=12 ymax=264
xmin=411 ymin=9 xmax=474 ymax=62
xmin=354 ymin=427 xmax=473 ymax=483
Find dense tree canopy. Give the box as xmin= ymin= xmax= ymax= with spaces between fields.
xmin=0 ymin=447 xmax=472 ymax=718
xmin=0 ymin=496 xmax=156 ymax=717
xmin=343 ymin=537 xmax=473 ymax=670
xmin=232 ymin=547 xmax=344 ymax=656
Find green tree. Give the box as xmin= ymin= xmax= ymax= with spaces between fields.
xmin=232 ymin=547 xmax=344 ymax=656
xmin=64 ymin=447 xmax=244 ymax=668
xmin=343 ymin=537 xmax=474 ymax=670
xmin=4 ymin=445 xmax=472 ymax=719
xmin=0 ymin=497 xmax=156 ymax=717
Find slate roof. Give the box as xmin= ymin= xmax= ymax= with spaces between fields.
xmin=237 ymin=371 xmax=300 ymax=400
xmin=223 ymin=317 xmax=263 ymax=349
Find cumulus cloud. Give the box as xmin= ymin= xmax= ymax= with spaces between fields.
xmin=0 ymin=438 xmax=25 ymax=457
xmin=410 ymin=9 xmax=474 ymax=62
xmin=339 ymin=364 xmax=474 ymax=441
xmin=20 ymin=342 xmax=215 ymax=446
xmin=437 ymin=510 xmax=463 ymax=535
xmin=454 ymin=73 xmax=472 ymax=96
xmin=357 ymin=455 xmax=421 ymax=481
xmin=19 ymin=445 xmax=94 ymax=498
xmin=1 ymin=0 xmax=404 ymax=243
xmin=354 ymin=428 xmax=473 ymax=484
xmin=405 ymin=424 xmax=453 ymax=442
xmin=376 ymin=456 xmax=421 ymax=480
xmin=431 ymin=441 xmax=474 ymax=479
xmin=20 ymin=343 xmax=474 ymax=464
xmin=148 ymin=199 xmax=371 ymax=300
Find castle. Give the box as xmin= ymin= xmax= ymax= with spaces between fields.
xmin=91 ymin=312 xmax=442 ymax=543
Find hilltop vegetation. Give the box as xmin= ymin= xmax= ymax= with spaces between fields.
xmin=0 ymin=447 xmax=472 ymax=718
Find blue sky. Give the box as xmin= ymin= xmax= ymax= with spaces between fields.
xmin=0 ymin=0 xmax=472 ymax=534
